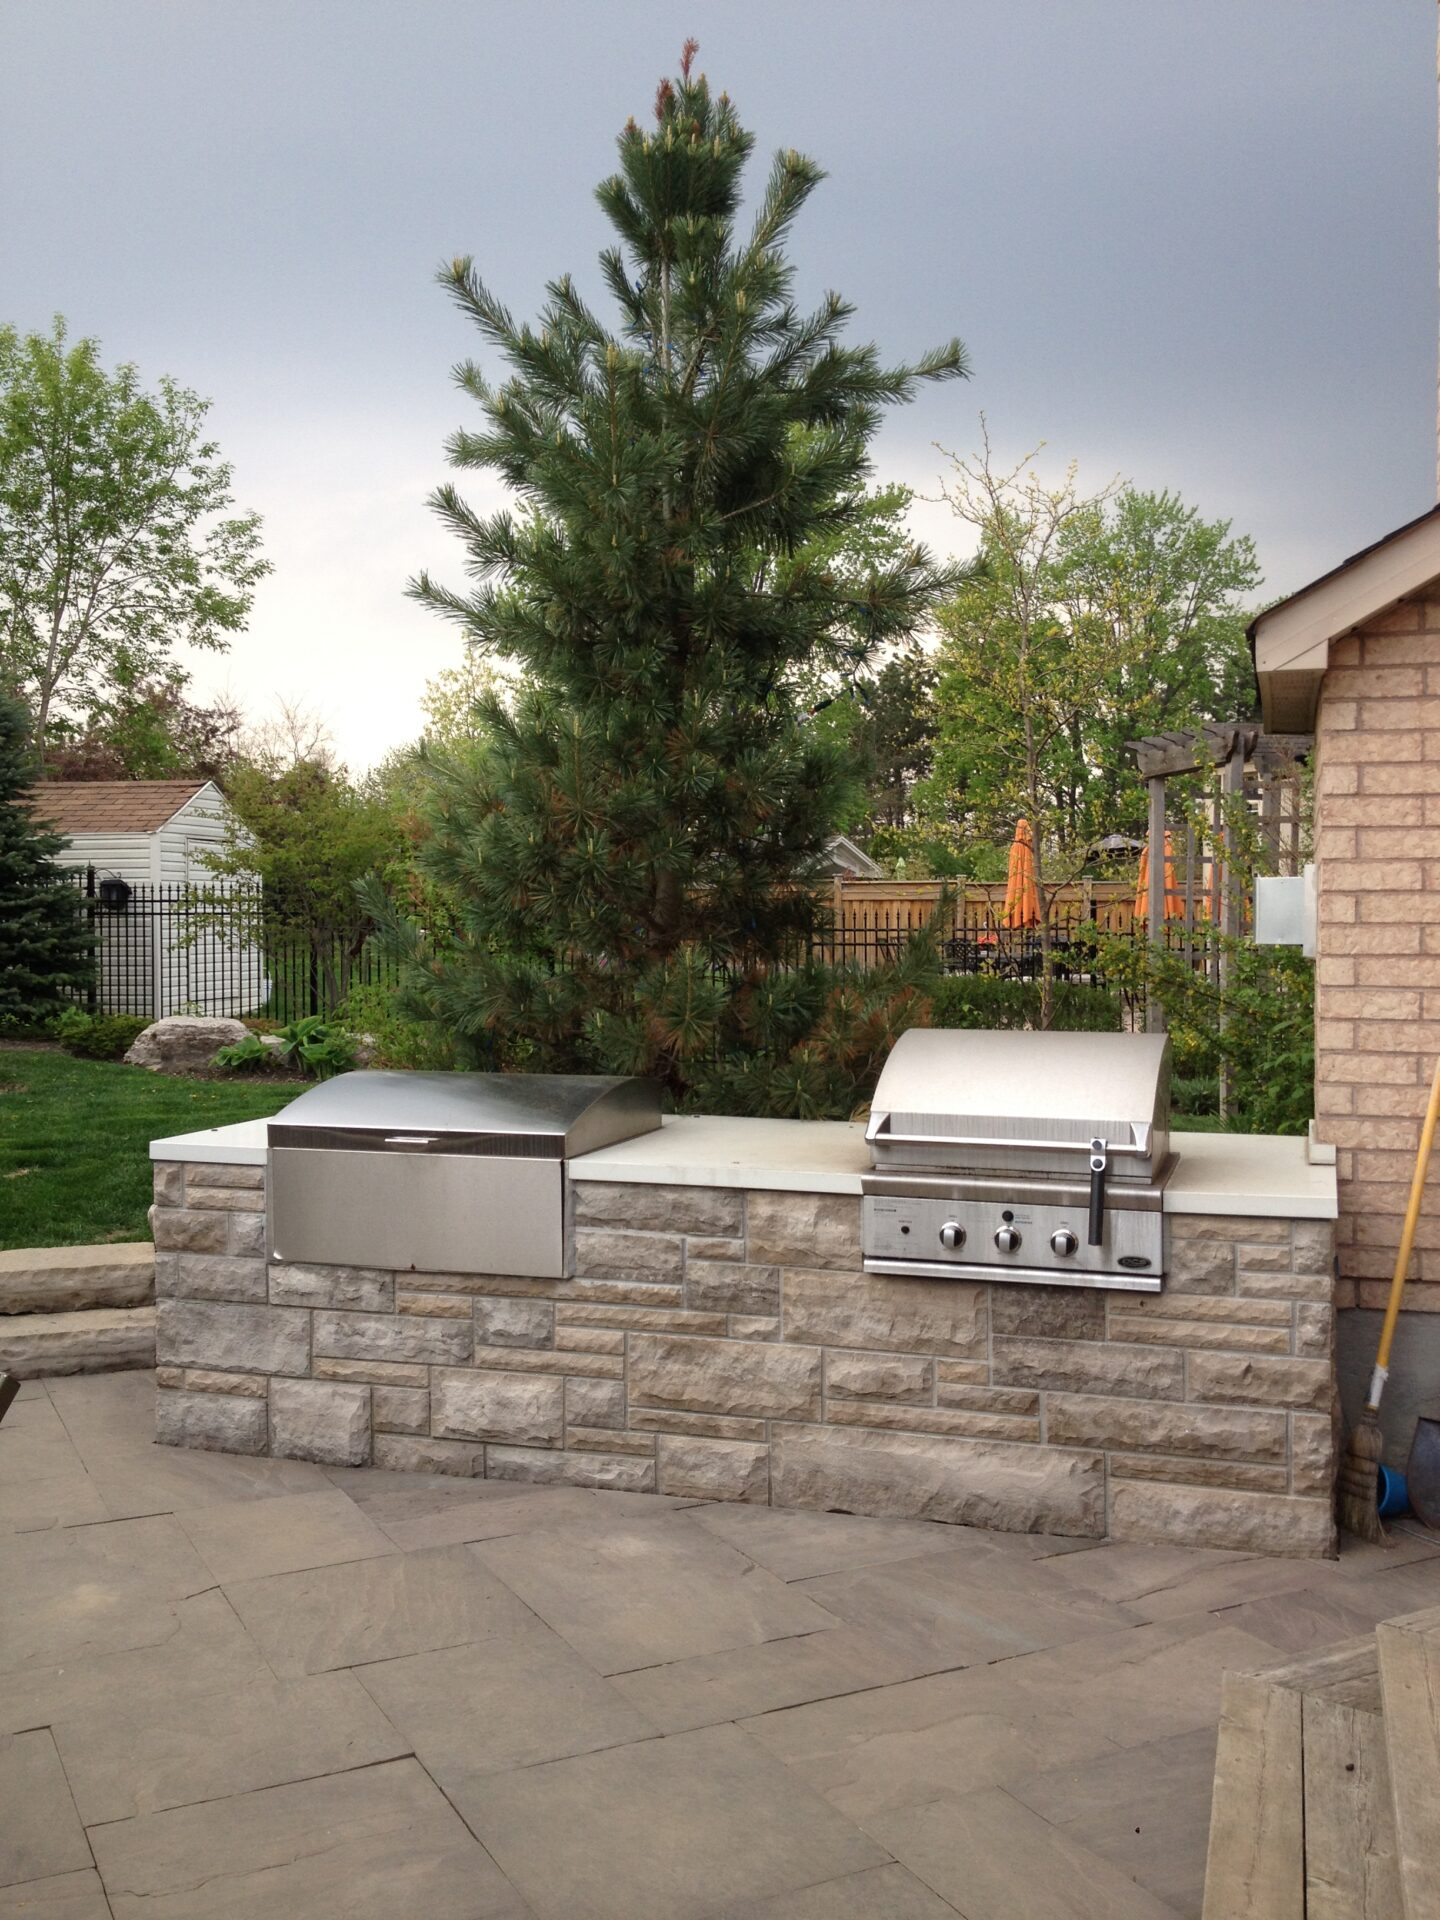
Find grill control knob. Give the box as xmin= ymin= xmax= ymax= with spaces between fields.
xmin=1050 ymin=1228 xmax=1079 ymax=1257
xmin=938 ymin=1221 xmax=966 ymax=1251
xmin=994 ymin=1225 xmax=1022 ymax=1254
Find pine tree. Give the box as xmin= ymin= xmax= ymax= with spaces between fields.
xmin=0 ymin=697 xmax=94 ymax=1027
xmin=387 ymin=46 xmax=969 ymax=1111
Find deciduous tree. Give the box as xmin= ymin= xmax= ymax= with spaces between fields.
xmin=0 ymin=318 xmax=269 ymax=761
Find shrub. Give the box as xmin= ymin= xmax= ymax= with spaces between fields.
xmin=55 ymin=1009 xmax=149 ymax=1060
xmin=928 ymin=974 xmax=1122 ymax=1033
xmin=1097 ymin=933 xmax=1313 ymax=1135
xmin=335 ymin=982 xmax=454 ymax=1071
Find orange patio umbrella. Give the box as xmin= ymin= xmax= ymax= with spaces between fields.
xmin=1001 ymin=818 xmax=1041 ymax=930
xmin=1134 ymin=831 xmax=1185 ymax=922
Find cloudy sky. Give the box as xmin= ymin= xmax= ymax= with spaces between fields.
xmin=4 ymin=2 xmax=1435 ymax=769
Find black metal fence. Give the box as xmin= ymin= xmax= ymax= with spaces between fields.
xmin=70 ymin=872 xmax=1173 ymax=1026
xmin=72 ymin=873 xmax=401 ymax=1022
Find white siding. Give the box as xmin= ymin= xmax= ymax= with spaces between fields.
xmin=52 ymin=833 xmax=155 ymax=888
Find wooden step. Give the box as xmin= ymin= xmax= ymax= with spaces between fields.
xmin=0 ymin=1305 xmax=156 ymax=1379
xmin=1378 ymin=1605 xmax=1440 ymax=1920
xmin=0 ymin=1242 xmax=154 ymax=1315
xmin=1203 ymin=1637 xmax=1402 ymax=1920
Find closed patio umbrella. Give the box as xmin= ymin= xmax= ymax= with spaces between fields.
xmin=1001 ymin=818 xmax=1041 ymax=930
xmin=1134 ymin=831 xmax=1184 ymax=922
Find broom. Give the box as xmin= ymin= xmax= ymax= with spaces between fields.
xmin=1337 ymin=1052 xmax=1440 ymax=1542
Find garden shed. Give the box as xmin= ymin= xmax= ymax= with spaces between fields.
xmin=1251 ymin=501 xmax=1440 ymax=1456
xmin=28 ymin=779 xmax=262 ymax=1019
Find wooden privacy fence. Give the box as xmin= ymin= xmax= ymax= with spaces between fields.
xmin=822 ymin=878 xmax=1142 ymax=968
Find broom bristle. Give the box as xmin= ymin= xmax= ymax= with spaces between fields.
xmin=1338 ymin=1411 xmax=1386 ymax=1544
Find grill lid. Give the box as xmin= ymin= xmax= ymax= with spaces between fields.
xmin=268 ymin=1069 xmax=662 ymax=1159
xmin=867 ymin=1029 xmax=1170 ymax=1176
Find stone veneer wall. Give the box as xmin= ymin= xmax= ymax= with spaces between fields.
xmin=1312 ymin=596 xmax=1440 ymax=1311
xmin=150 ymin=1163 xmax=1339 ymax=1557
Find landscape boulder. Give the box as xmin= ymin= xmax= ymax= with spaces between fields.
xmin=124 ymin=1016 xmax=250 ymax=1074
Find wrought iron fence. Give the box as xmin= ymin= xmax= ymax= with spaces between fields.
xmin=70 ymin=871 xmax=1169 ymax=1024
xmin=71 ymin=872 xmax=401 ymax=1021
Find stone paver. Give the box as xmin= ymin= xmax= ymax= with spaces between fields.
xmin=1 ymin=1370 xmax=1439 ymax=1920
xmin=0 ymin=1731 xmax=90 ymax=1889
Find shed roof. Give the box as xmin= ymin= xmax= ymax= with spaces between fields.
xmin=28 ymin=780 xmax=216 ymax=835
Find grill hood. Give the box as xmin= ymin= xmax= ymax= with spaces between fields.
xmin=268 ymin=1069 xmax=661 ymax=1160
xmin=867 ymin=1029 xmax=1171 ymax=1179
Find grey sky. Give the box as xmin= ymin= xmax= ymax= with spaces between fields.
xmin=4 ymin=1 xmax=1435 ymax=768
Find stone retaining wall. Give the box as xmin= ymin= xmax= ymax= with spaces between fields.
xmin=151 ymin=1163 xmax=1339 ymax=1556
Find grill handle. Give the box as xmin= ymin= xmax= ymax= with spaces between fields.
xmin=867 ymin=1121 xmax=1145 ymax=1159
xmin=1088 ymin=1138 xmax=1108 ymax=1246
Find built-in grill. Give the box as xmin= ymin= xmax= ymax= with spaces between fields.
xmin=267 ymin=1070 xmax=661 ymax=1279
xmin=862 ymin=1029 xmax=1174 ymax=1292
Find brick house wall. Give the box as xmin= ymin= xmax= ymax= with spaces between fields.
xmin=1313 ymin=597 xmax=1440 ymax=1313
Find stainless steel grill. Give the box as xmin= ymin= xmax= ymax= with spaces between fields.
xmin=862 ymin=1030 xmax=1174 ymax=1292
xmin=268 ymin=1070 xmax=661 ymax=1279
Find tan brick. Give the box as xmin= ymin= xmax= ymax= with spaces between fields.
xmin=1324 ymin=664 xmax=1424 ymax=694
xmin=573 ymin=1181 xmax=742 ymax=1237
xmin=314 ymin=1356 xmax=428 ymax=1389
xmin=556 ymin=1303 xmax=729 ymax=1335
xmin=395 ymin=1291 xmax=472 ymax=1318
xmin=184 ymin=1186 xmax=265 ymax=1212
xmin=152 ymin=1162 xmax=183 ymax=1207
xmin=629 ymin=1333 xmax=822 ymax=1420
xmin=178 ymin=1367 xmax=268 ymax=1399
xmin=1047 ymin=1393 xmax=1286 ymax=1460
xmin=826 ymin=1399 xmax=1038 ymax=1444
xmin=574 ymin=1228 xmax=683 ymax=1283
xmin=567 ymin=1427 xmax=655 ymax=1457
xmin=471 ymin=1343 xmax=625 ymax=1379
xmin=568 ymin=1278 xmax=684 ymax=1308
xmin=1186 ymin=1351 xmax=1331 ymax=1412
xmin=1321 ymin=795 xmax=1425 ymax=829
xmin=559 ymin=1326 xmax=626 ymax=1354
xmin=1108 ymin=1454 xmax=1289 ymax=1493
xmin=993 ymin=1336 xmax=1183 ymax=1400
xmin=373 ymin=1384 xmax=429 ymax=1434
xmin=1107 ymin=1314 xmax=1290 ymax=1355
xmin=824 ymin=1349 xmax=933 ymax=1404
xmin=729 ymin=1316 xmax=780 ymax=1340
xmin=628 ymin=1407 xmax=767 ymax=1443
xmin=1108 ymin=1481 xmax=1334 ymax=1556
xmin=935 ymin=1383 xmax=1039 ymax=1415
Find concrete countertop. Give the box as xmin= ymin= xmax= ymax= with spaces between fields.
xmin=153 ymin=1110 xmax=1337 ymax=1219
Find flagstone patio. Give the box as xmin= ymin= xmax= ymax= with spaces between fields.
xmin=4 ymin=1370 xmax=1440 ymax=1920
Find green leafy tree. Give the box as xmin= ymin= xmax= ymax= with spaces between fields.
xmin=43 ymin=674 xmax=243 ymax=782
xmin=0 ymin=695 xmax=93 ymax=1027
xmin=0 ymin=318 xmax=269 ymax=762
xmin=914 ymin=434 xmax=1260 ymax=1018
xmin=383 ymin=46 xmax=967 ymax=1108
xmin=207 ymin=757 xmax=405 ymax=1013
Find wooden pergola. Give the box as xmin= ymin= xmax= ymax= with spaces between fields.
xmin=1127 ymin=723 xmax=1311 ymax=1034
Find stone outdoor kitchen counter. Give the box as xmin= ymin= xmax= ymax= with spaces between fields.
xmin=148 ymin=1113 xmax=1341 ymax=1557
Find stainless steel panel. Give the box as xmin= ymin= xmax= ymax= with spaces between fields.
xmin=862 ymin=1190 xmax=1165 ymax=1285
xmin=269 ymin=1147 xmax=567 ymax=1278
xmin=862 ymin=1160 xmax=1174 ymax=1215
xmin=862 ymin=1255 xmax=1162 ymax=1295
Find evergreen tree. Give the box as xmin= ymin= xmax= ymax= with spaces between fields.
xmin=0 ymin=697 xmax=93 ymax=1027
xmin=385 ymin=46 xmax=968 ymax=1111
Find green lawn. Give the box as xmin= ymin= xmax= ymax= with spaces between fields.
xmin=0 ymin=1049 xmax=296 ymax=1250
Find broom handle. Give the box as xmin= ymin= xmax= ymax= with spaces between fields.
xmin=1368 ymin=1052 xmax=1440 ymax=1409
